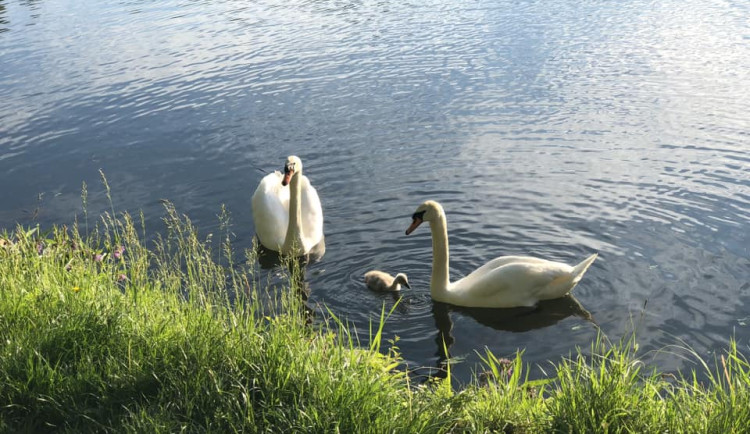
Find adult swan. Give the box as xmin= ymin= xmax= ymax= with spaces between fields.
xmin=251 ymin=156 xmax=324 ymax=257
xmin=405 ymin=200 xmax=597 ymax=308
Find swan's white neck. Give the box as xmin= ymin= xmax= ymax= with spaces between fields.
xmin=429 ymin=211 xmax=451 ymax=301
xmin=282 ymin=171 xmax=303 ymax=254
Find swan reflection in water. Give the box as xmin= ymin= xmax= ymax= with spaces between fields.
xmin=255 ymin=239 xmax=325 ymax=270
xmin=416 ymin=295 xmax=597 ymax=383
xmin=252 ymin=242 xmax=319 ymax=324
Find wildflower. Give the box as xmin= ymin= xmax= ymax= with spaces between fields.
xmin=93 ymin=253 xmax=105 ymax=262
xmin=37 ymin=242 xmax=44 ymax=255
xmin=117 ymin=273 xmax=128 ymax=282
xmin=498 ymin=358 xmax=514 ymax=378
xmin=72 ymin=286 xmax=80 ymax=292
xmin=113 ymin=245 xmax=125 ymax=260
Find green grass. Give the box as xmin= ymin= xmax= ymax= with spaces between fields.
xmin=1 ymin=202 xmax=749 ymax=432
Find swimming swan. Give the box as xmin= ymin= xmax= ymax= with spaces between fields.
xmin=364 ymin=270 xmax=411 ymax=292
xmin=251 ymin=156 xmax=324 ymax=256
xmin=405 ymin=200 xmax=597 ymax=308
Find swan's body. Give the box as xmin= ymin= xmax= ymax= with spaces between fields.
xmin=405 ymin=200 xmax=597 ymax=308
xmin=364 ymin=271 xmax=410 ymax=292
xmin=251 ymin=156 xmax=324 ymax=256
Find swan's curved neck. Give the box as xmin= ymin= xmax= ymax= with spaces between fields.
xmin=429 ymin=211 xmax=451 ymax=299
xmin=282 ymin=171 xmax=303 ymax=254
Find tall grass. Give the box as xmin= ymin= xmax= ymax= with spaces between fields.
xmin=0 ymin=204 xmax=439 ymax=432
xmin=1 ymin=200 xmax=749 ymax=432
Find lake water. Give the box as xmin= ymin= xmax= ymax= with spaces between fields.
xmin=1 ymin=0 xmax=748 ymax=384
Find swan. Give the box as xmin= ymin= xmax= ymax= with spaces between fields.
xmin=405 ymin=200 xmax=597 ymax=308
xmin=364 ymin=270 xmax=411 ymax=292
xmin=251 ymin=156 xmax=324 ymax=257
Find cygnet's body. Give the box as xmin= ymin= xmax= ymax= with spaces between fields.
xmin=364 ymin=271 xmax=410 ymax=292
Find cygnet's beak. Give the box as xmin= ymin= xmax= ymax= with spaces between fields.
xmin=403 ymin=280 xmax=411 ymax=289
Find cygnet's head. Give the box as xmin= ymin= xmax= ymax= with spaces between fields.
xmin=281 ymin=155 xmax=303 ymax=186
xmin=405 ymin=200 xmax=444 ymax=235
xmin=394 ymin=273 xmax=411 ymax=289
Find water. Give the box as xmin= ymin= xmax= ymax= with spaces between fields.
xmin=1 ymin=0 xmax=748 ymax=384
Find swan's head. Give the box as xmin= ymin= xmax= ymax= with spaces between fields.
xmin=394 ymin=273 xmax=411 ymax=289
xmin=405 ymin=200 xmax=444 ymax=235
xmin=281 ymin=155 xmax=303 ymax=186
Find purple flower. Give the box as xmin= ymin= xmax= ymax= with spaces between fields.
xmin=117 ymin=273 xmax=128 ymax=282
xmin=113 ymin=245 xmax=125 ymax=260
xmin=94 ymin=253 xmax=104 ymax=262
xmin=36 ymin=242 xmax=44 ymax=255
xmin=497 ymin=358 xmax=514 ymax=378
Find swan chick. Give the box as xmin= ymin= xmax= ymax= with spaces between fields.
xmin=364 ymin=270 xmax=411 ymax=292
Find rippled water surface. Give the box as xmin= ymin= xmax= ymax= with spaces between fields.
xmin=1 ymin=0 xmax=748 ymax=383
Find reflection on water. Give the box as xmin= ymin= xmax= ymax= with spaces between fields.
xmin=418 ymin=295 xmax=596 ymax=382
xmin=249 ymin=248 xmax=317 ymax=326
xmin=255 ymin=240 xmax=326 ymax=270
xmin=0 ymin=0 xmax=748 ymax=383
xmin=0 ymin=2 xmax=8 ymax=34
xmin=436 ymin=295 xmax=596 ymax=335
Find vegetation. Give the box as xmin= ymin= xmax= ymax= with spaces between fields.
xmin=1 ymin=195 xmax=749 ymax=432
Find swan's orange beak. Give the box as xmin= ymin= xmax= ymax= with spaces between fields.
xmin=281 ymin=169 xmax=294 ymax=186
xmin=405 ymin=217 xmax=422 ymax=235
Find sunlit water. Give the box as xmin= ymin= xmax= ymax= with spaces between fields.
xmin=1 ymin=0 xmax=748 ymax=384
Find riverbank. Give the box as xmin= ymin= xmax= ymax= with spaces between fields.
xmin=1 ymin=206 xmax=748 ymax=433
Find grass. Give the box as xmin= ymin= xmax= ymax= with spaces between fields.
xmin=1 ymin=199 xmax=750 ymax=432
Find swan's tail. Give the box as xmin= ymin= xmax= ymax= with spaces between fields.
xmin=545 ymin=253 xmax=598 ymax=299
xmin=570 ymin=253 xmax=598 ymax=286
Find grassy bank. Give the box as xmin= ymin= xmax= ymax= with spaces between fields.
xmin=1 ymin=205 xmax=749 ymax=433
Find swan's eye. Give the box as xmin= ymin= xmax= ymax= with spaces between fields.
xmin=412 ymin=210 xmax=426 ymax=221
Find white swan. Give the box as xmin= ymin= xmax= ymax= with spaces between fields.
xmin=405 ymin=200 xmax=597 ymax=308
xmin=251 ymin=156 xmax=324 ymax=257
xmin=364 ymin=271 xmax=411 ymax=292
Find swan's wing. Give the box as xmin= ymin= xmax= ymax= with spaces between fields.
xmin=299 ymin=175 xmax=324 ymax=251
xmin=467 ymin=255 xmax=552 ymax=279
xmin=453 ymin=260 xmax=574 ymax=307
xmin=251 ymin=171 xmax=289 ymax=251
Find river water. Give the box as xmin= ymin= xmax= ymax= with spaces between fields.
xmin=1 ymin=0 xmax=748 ymax=383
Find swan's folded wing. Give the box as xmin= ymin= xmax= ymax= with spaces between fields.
xmin=300 ymin=176 xmax=324 ymax=248
xmin=453 ymin=261 xmax=573 ymax=307
xmin=468 ymin=255 xmax=552 ymax=279
xmin=495 ymin=262 xmax=576 ymax=301
xmin=251 ymin=172 xmax=289 ymax=250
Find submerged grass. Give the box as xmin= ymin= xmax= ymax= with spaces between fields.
xmin=1 ymin=201 xmax=749 ymax=432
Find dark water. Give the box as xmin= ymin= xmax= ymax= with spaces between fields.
xmin=1 ymin=0 xmax=748 ymax=383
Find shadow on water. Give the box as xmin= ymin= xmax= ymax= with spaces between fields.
xmin=416 ymin=295 xmax=597 ymax=384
